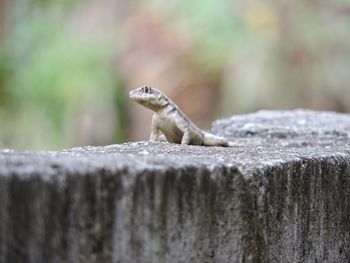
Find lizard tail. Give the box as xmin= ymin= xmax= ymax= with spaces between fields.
xmin=227 ymin=141 xmax=236 ymax=147
xmin=203 ymin=132 xmax=233 ymax=147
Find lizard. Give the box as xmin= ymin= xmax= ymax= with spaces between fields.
xmin=129 ymin=85 xmax=234 ymax=147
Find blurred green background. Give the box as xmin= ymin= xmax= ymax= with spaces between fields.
xmin=0 ymin=0 xmax=349 ymax=150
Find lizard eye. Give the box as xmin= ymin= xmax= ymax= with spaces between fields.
xmin=144 ymin=86 xmax=149 ymax=93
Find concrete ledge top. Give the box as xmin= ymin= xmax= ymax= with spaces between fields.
xmin=1 ymin=110 xmax=349 ymax=178
xmin=1 ymin=109 xmax=350 ymax=263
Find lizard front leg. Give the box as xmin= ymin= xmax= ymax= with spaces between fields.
xmin=150 ymin=127 xmax=160 ymax=141
xmin=150 ymin=115 xmax=160 ymax=141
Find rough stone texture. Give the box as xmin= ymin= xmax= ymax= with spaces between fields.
xmin=0 ymin=110 xmax=350 ymax=263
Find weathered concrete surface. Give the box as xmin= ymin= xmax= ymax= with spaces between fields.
xmin=0 ymin=110 xmax=349 ymax=263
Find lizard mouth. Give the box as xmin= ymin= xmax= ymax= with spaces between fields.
xmin=129 ymin=90 xmax=140 ymax=100
xmin=129 ymin=91 xmax=149 ymax=105
xmin=129 ymin=90 xmax=152 ymax=102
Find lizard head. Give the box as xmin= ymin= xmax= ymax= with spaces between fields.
xmin=129 ymin=86 xmax=169 ymax=111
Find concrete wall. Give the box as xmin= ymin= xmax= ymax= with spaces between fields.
xmin=0 ymin=110 xmax=349 ymax=263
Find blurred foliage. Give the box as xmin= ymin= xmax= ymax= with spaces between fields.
xmin=0 ymin=48 xmax=11 ymax=105
xmin=149 ymin=0 xmax=247 ymax=71
xmin=0 ymin=0 xmax=126 ymax=149
xmin=0 ymin=0 xmax=349 ymax=149
xmin=28 ymin=0 xmax=80 ymax=8
xmin=11 ymin=24 xmax=109 ymax=129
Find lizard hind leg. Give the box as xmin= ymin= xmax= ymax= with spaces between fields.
xmin=181 ymin=129 xmax=191 ymax=145
xmin=203 ymin=132 xmax=230 ymax=147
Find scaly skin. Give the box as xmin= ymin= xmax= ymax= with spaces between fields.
xmin=129 ymin=86 xmax=234 ymax=147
